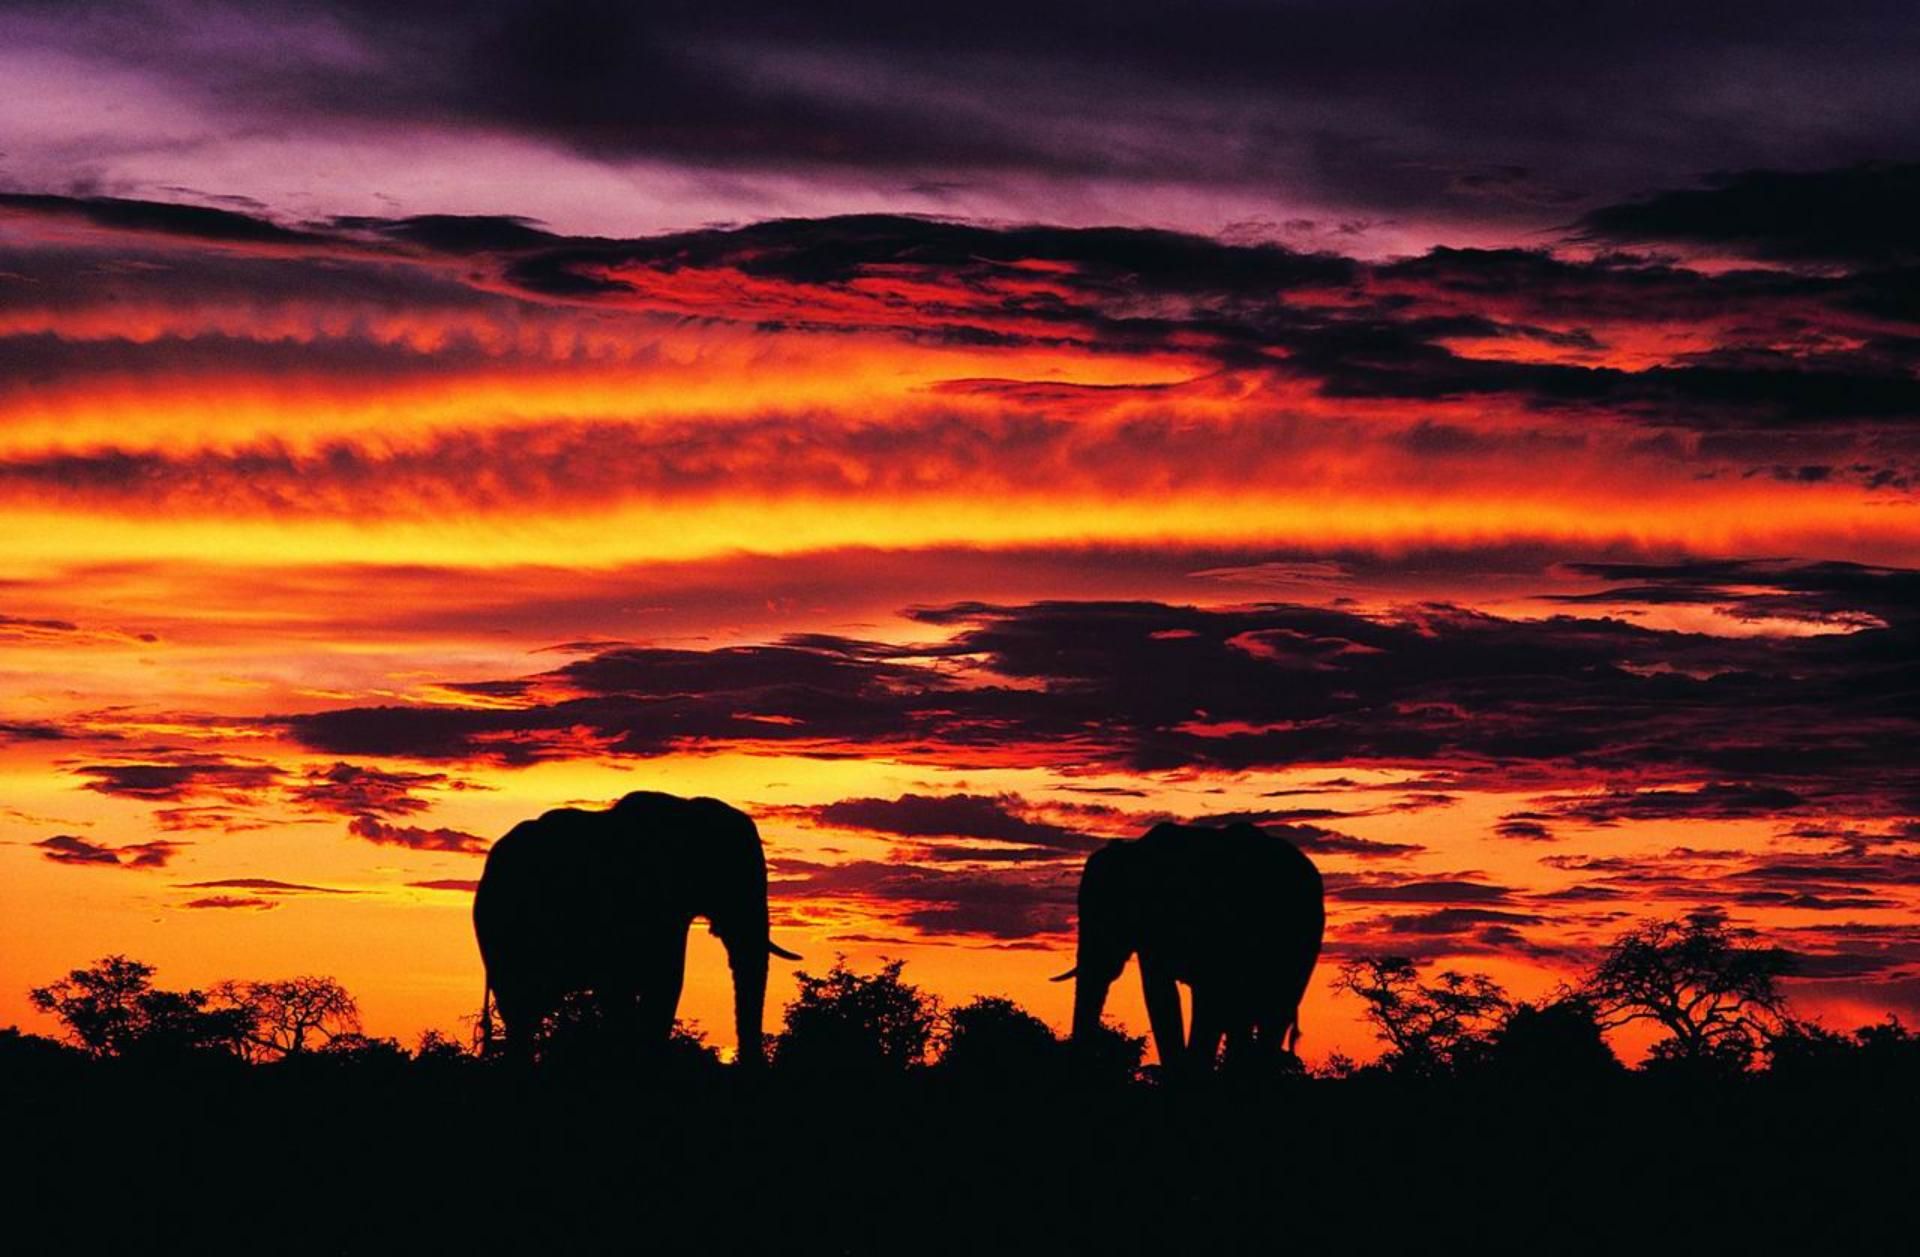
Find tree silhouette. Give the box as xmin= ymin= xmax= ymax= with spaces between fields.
xmin=1580 ymin=911 xmax=1792 ymax=1073
xmin=29 ymin=955 xmax=250 ymax=1061
xmin=1334 ymin=956 xmax=1511 ymax=1076
xmin=773 ymin=956 xmax=940 ymax=1077
xmin=211 ymin=976 xmax=360 ymax=1061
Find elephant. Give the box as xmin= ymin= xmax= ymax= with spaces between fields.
xmin=1057 ymin=822 xmax=1324 ymax=1075
xmin=473 ymin=791 xmax=800 ymax=1065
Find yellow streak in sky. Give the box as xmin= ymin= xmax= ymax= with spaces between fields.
xmin=4 ymin=482 xmax=1914 ymax=572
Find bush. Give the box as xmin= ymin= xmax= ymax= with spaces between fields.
xmin=1479 ymin=998 xmax=1622 ymax=1083
xmin=773 ymin=957 xmax=940 ymax=1078
xmin=939 ymin=996 xmax=1063 ymax=1082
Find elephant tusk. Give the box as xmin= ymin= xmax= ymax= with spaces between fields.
xmin=1049 ymin=966 xmax=1078 ymax=982
xmin=767 ymin=941 xmax=803 ymax=961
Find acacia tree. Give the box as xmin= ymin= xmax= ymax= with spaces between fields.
xmin=1580 ymin=911 xmax=1792 ymax=1072
xmin=29 ymin=955 xmax=251 ymax=1060
xmin=1335 ymin=956 xmax=1511 ymax=1076
xmin=212 ymin=976 xmax=360 ymax=1061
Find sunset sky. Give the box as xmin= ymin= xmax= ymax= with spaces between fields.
xmin=3 ymin=1 xmax=1918 ymax=1063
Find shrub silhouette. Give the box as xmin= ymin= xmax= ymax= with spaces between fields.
xmin=773 ymin=956 xmax=940 ymax=1077
xmin=939 ymin=996 xmax=1063 ymax=1082
xmin=1479 ymin=998 xmax=1622 ymax=1083
xmin=1768 ymin=1017 xmax=1920 ymax=1083
xmin=528 ymin=990 xmax=721 ymax=1073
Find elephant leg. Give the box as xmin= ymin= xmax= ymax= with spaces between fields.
xmin=1188 ymin=989 xmax=1225 ymax=1072
xmin=599 ymin=984 xmax=643 ymax=1063
xmin=1223 ymin=1021 xmax=1258 ymax=1072
xmin=493 ymin=989 xmax=540 ymax=1065
xmin=635 ymin=930 xmax=689 ymax=1056
xmin=1139 ymin=961 xmax=1188 ymax=1077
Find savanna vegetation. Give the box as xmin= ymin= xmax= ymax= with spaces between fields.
xmin=4 ymin=912 xmax=1911 ymax=1253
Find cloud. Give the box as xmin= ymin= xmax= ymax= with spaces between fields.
xmin=34 ymin=834 xmax=181 ymax=869
xmin=1334 ymin=879 xmax=1516 ymax=905
xmin=346 ymin=815 xmax=490 ymax=854
xmin=290 ymin=762 xmax=456 ymax=817
xmin=1381 ymin=907 xmax=1544 ymax=935
xmin=0 ymin=192 xmax=325 ymax=249
xmin=0 ymin=720 xmax=77 ymax=742
xmin=806 ymin=792 xmax=1098 ymax=855
xmin=277 ymin=571 xmax=1920 ymax=839
xmin=1524 ymin=782 xmax=1811 ymax=826
xmin=176 ymin=878 xmax=353 ymax=896
xmin=1578 ymin=163 xmax=1920 ymax=267
xmin=70 ymin=756 xmax=281 ymax=803
xmin=10 ymin=1 xmax=1920 ymax=239
xmin=408 ymin=879 xmax=479 ymax=893
xmin=180 ymin=896 xmax=275 ymax=910
xmin=1182 ymin=815 xmax=1425 ymax=860
xmin=769 ymin=856 xmax=1076 ymax=940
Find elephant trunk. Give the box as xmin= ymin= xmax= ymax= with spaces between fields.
xmin=725 ymin=936 xmax=770 ymax=1068
xmin=1070 ymin=970 xmax=1116 ymax=1050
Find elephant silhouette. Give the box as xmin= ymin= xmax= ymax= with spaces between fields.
xmin=1057 ymin=822 xmax=1324 ymax=1074
xmin=473 ymin=791 xmax=800 ymax=1065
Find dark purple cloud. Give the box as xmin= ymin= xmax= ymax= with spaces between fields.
xmin=769 ymin=856 xmax=1077 ymax=940
xmin=1334 ymin=879 xmax=1516 ymax=905
xmin=8 ymin=2 xmax=1920 ymax=234
xmin=280 ymin=564 xmax=1920 ymax=837
xmin=180 ymin=896 xmax=274 ymax=910
xmin=34 ymin=834 xmax=181 ymax=869
xmin=345 ymin=815 xmax=489 ymax=855
xmin=70 ymin=756 xmax=281 ymax=803
xmin=808 ymin=792 xmax=1098 ymax=854
xmin=176 ymin=877 xmax=353 ymax=895
xmin=290 ymin=762 xmax=457 ymax=818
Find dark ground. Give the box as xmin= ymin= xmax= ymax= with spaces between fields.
xmin=3 ymin=1062 xmax=1911 ymax=1255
